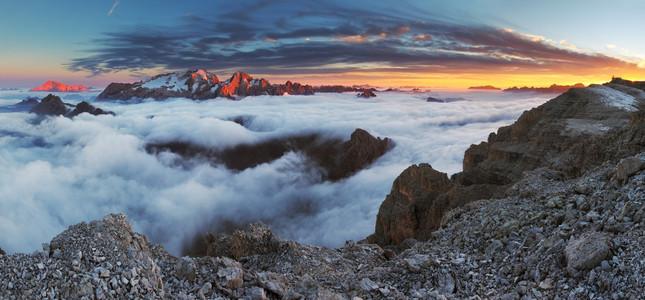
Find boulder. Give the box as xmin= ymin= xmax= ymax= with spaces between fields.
xmin=29 ymin=94 xmax=69 ymax=116
xmin=205 ymin=223 xmax=283 ymax=259
xmin=0 ymin=247 xmax=4 ymax=256
xmin=565 ymin=232 xmax=611 ymax=274
xmin=611 ymin=156 xmax=645 ymax=184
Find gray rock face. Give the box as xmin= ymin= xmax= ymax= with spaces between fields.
xmin=565 ymin=232 xmax=612 ymax=274
xmin=204 ymin=223 xmax=283 ymax=259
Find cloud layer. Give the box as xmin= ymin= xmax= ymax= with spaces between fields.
xmin=0 ymin=90 xmax=553 ymax=255
xmin=69 ymin=0 xmax=638 ymax=77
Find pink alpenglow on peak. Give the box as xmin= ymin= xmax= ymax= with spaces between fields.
xmin=30 ymin=80 xmax=90 ymax=92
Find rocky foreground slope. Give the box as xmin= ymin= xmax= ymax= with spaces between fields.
xmin=1 ymin=78 xmax=644 ymax=299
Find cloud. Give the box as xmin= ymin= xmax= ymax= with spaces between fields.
xmin=107 ymin=0 xmax=120 ymax=16
xmin=68 ymin=0 xmax=639 ymax=77
xmin=0 ymin=90 xmax=554 ymax=255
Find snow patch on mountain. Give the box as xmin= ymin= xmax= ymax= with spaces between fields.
xmin=588 ymin=85 xmax=638 ymax=111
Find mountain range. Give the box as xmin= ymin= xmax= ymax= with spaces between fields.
xmin=30 ymin=80 xmax=89 ymax=92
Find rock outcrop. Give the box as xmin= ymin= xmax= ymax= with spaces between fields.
xmin=147 ymin=128 xmax=392 ymax=182
xmin=67 ymin=101 xmax=115 ymax=117
xmin=29 ymin=94 xmax=69 ymax=116
xmin=29 ymin=94 xmax=114 ymax=118
xmin=357 ymin=90 xmax=377 ymax=98
xmin=329 ymin=128 xmax=392 ymax=180
xmin=371 ymin=79 xmax=645 ymax=246
xmin=97 ymin=69 xmax=315 ymax=100
xmin=372 ymin=164 xmax=453 ymax=245
xmin=204 ymin=223 xmax=283 ymax=259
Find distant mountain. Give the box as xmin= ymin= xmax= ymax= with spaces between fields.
xmin=503 ymin=83 xmax=585 ymax=93
xmin=97 ymin=69 xmax=315 ymax=100
xmin=30 ymin=80 xmax=89 ymax=92
xmin=468 ymin=85 xmax=501 ymax=90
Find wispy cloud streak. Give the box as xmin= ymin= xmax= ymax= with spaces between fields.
xmin=70 ymin=0 xmax=639 ymax=77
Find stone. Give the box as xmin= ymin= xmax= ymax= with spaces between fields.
xmin=359 ymin=278 xmax=379 ymax=291
xmin=612 ymin=157 xmax=644 ymax=184
xmin=217 ymin=262 xmax=244 ymax=289
xmin=538 ymin=278 xmax=554 ymax=290
xmin=565 ymin=232 xmax=611 ymax=274
xmin=175 ymin=257 xmax=197 ymax=282
xmin=246 ymin=287 xmax=267 ymax=300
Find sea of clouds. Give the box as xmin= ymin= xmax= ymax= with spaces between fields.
xmin=0 ymin=90 xmax=554 ymax=254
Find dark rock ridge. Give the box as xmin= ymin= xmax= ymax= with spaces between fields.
xmin=426 ymin=96 xmax=466 ymax=103
xmin=503 ymin=83 xmax=585 ymax=93
xmin=97 ymin=69 xmax=316 ymax=100
xmin=29 ymin=94 xmax=69 ymax=116
xmin=315 ymin=85 xmax=371 ymax=93
xmin=16 ymin=97 xmax=40 ymax=106
xmin=357 ymin=90 xmax=377 ymax=98
xmin=29 ymin=94 xmax=114 ymax=118
xmin=146 ymin=128 xmax=393 ymax=182
xmin=370 ymin=78 xmax=645 ymax=246
xmin=468 ymin=85 xmax=501 ymax=90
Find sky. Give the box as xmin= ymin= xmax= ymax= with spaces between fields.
xmin=1 ymin=0 xmax=645 ymax=88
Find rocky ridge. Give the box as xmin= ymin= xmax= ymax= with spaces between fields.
xmin=29 ymin=94 xmax=114 ymax=118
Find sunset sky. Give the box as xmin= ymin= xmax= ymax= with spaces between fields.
xmin=1 ymin=0 xmax=644 ymax=89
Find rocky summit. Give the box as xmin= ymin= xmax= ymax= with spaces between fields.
xmin=1 ymin=78 xmax=644 ymax=299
